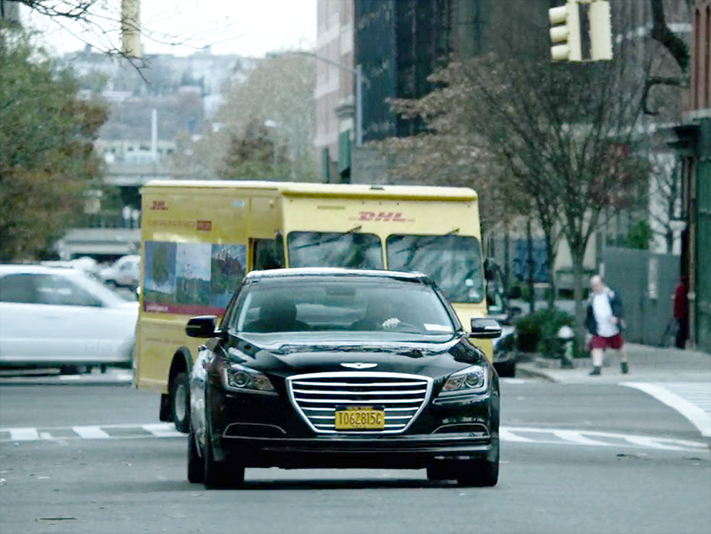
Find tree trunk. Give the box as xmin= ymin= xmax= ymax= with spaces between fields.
xmin=572 ymin=249 xmax=587 ymax=352
xmin=504 ymin=223 xmax=510 ymax=292
xmin=527 ymin=218 xmax=535 ymax=314
xmin=666 ymin=229 xmax=674 ymax=254
xmin=544 ymin=230 xmax=557 ymax=310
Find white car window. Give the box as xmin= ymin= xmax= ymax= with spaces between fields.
xmin=0 ymin=274 xmax=37 ymax=304
xmin=34 ymin=274 xmax=104 ymax=307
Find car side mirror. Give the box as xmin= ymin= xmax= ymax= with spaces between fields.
xmin=470 ymin=318 xmax=502 ymax=339
xmin=186 ymin=316 xmax=218 ymax=338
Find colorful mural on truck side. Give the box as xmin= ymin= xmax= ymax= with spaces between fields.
xmin=143 ymin=241 xmax=246 ymax=315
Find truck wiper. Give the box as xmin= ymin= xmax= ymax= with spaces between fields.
xmin=291 ymin=227 xmax=364 ymax=251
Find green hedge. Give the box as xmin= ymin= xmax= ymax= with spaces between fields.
xmin=515 ymin=308 xmax=577 ymax=358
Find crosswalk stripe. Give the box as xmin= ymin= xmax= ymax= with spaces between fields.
xmin=499 ymin=428 xmax=535 ymax=442
xmin=142 ymin=423 xmax=182 ymax=438
xmin=623 ymin=382 xmax=711 ymax=438
xmin=623 ymin=436 xmax=684 ymax=451
xmin=553 ymin=430 xmax=610 ymax=446
xmin=1 ymin=423 xmax=708 ymax=453
xmin=72 ymin=426 xmax=110 ymax=439
xmin=8 ymin=428 xmax=39 ymax=441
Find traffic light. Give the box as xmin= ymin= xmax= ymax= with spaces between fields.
xmin=549 ymin=1 xmax=582 ymax=62
xmin=588 ymin=0 xmax=613 ymax=61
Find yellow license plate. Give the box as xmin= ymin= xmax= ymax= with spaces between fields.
xmin=334 ymin=407 xmax=385 ymax=430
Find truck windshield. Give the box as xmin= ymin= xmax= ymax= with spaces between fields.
xmin=386 ymin=234 xmax=484 ymax=303
xmin=287 ymin=232 xmax=383 ymax=270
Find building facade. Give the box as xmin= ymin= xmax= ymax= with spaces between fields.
xmin=314 ymin=0 xmax=355 ymax=182
xmin=682 ymin=0 xmax=711 ymax=351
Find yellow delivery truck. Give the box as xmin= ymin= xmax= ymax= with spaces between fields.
xmin=136 ymin=180 xmax=490 ymax=431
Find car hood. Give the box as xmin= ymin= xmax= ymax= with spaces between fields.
xmin=222 ymin=334 xmax=486 ymax=380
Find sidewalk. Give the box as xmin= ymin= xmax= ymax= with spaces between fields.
xmin=0 ymin=367 xmax=133 ymax=386
xmin=518 ymin=343 xmax=711 ymax=384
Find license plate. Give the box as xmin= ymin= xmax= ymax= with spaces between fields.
xmin=334 ymin=406 xmax=385 ymax=430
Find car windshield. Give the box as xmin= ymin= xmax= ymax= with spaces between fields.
xmin=230 ymin=276 xmax=455 ymax=337
xmin=386 ymin=234 xmax=484 ymax=303
xmin=287 ymin=232 xmax=383 ymax=270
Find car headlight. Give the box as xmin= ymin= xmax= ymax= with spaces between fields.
xmin=438 ymin=365 xmax=489 ymax=398
xmin=221 ymin=363 xmax=276 ymax=394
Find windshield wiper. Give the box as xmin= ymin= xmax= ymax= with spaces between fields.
xmin=292 ymin=227 xmax=364 ymax=251
xmin=393 ymin=229 xmax=460 ymax=255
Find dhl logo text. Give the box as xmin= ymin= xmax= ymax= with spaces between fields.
xmin=353 ymin=211 xmax=409 ymax=222
xmin=150 ymin=200 xmax=168 ymax=211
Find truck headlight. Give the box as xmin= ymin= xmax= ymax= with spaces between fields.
xmin=437 ymin=365 xmax=488 ymax=398
xmin=221 ymin=363 xmax=276 ymax=394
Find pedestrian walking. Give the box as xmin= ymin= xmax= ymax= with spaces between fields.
xmin=584 ymin=275 xmax=629 ymax=376
xmin=673 ymin=275 xmax=690 ymax=349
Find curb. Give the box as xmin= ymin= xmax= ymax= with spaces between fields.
xmin=0 ymin=377 xmax=133 ymax=387
xmin=516 ymin=365 xmax=558 ymax=383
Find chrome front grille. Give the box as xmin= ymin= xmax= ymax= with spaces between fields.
xmin=286 ymin=372 xmax=433 ymax=434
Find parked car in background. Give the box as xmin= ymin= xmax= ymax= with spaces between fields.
xmin=99 ymin=255 xmax=140 ymax=290
xmin=185 ymin=268 xmax=501 ymax=488
xmin=0 ymin=265 xmax=138 ymax=373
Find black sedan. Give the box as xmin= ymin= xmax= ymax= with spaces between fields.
xmin=186 ymin=268 xmax=501 ymax=488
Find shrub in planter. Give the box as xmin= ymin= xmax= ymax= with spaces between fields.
xmin=514 ymin=308 xmax=576 ymax=356
xmin=537 ymin=309 xmax=576 ymax=358
xmin=514 ymin=310 xmax=549 ymax=353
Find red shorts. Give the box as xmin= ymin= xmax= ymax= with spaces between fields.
xmin=590 ymin=333 xmax=625 ymax=351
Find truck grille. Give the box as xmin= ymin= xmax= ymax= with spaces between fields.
xmin=286 ymin=372 xmax=433 ymax=434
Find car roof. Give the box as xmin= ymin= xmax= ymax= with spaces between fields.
xmin=246 ymin=268 xmax=430 ymax=283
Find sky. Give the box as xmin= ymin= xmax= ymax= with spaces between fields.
xmin=22 ymin=0 xmax=317 ymax=58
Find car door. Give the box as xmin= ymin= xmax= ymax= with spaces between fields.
xmin=32 ymin=273 xmax=118 ymax=363
xmin=0 ymin=273 xmax=41 ymax=365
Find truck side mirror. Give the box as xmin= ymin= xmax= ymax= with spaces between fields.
xmin=274 ymin=231 xmax=285 ymax=268
xmin=470 ymin=318 xmax=502 ymax=339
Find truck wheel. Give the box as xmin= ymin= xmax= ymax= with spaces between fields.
xmin=171 ymin=372 xmax=190 ymax=434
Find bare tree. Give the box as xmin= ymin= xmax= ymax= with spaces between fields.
xmin=8 ymin=0 xmax=238 ymax=62
xmin=374 ymin=5 xmax=653 ymax=345
xmin=643 ymin=0 xmax=693 ymax=114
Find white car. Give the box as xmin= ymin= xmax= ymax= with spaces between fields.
xmin=0 ymin=265 xmax=138 ymax=370
xmin=99 ymin=255 xmax=140 ymax=289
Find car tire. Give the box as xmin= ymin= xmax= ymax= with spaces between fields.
xmin=171 ymin=372 xmax=190 ymax=434
xmin=456 ymin=441 xmax=499 ymax=487
xmin=500 ymin=361 xmax=516 ymax=378
xmin=203 ymin=428 xmax=245 ymax=489
xmin=187 ymin=430 xmax=204 ymax=483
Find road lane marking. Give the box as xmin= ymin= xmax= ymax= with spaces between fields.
xmin=7 ymin=428 xmax=39 ymax=441
xmin=623 ymin=382 xmax=711 ymax=438
xmin=72 ymin=426 xmax=110 ymax=439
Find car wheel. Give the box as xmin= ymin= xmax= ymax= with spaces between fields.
xmin=203 ymin=428 xmax=245 ymax=489
xmin=456 ymin=441 xmax=499 ymax=487
xmin=187 ymin=430 xmax=204 ymax=483
xmin=501 ymin=361 xmax=516 ymax=378
xmin=171 ymin=372 xmax=190 ymax=434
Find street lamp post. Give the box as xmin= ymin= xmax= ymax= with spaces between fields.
xmin=290 ymin=51 xmax=364 ymax=146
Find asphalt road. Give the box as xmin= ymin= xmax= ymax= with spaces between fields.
xmin=1 ymin=380 xmax=709 ymax=534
